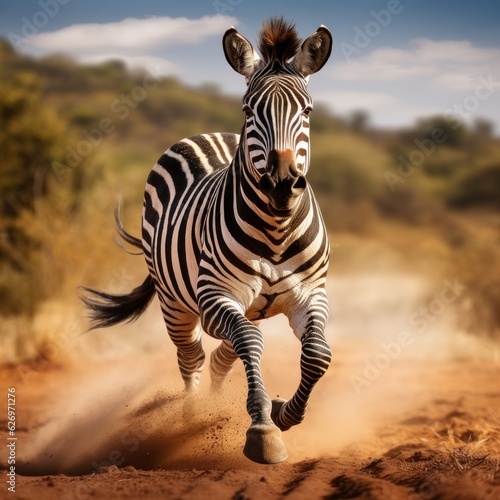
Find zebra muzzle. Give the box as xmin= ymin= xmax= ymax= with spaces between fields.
xmin=259 ymin=171 xmax=307 ymax=213
xmin=259 ymin=148 xmax=307 ymax=212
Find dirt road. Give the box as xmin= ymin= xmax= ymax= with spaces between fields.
xmin=1 ymin=274 xmax=499 ymax=499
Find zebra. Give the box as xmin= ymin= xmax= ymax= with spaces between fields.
xmin=82 ymin=17 xmax=333 ymax=464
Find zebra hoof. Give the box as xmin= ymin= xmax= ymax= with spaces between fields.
xmin=271 ymin=398 xmax=290 ymax=431
xmin=243 ymin=423 xmax=288 ymax=464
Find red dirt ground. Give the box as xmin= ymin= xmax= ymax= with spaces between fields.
xmin=1 ymin=276 xmax=500 ymax=499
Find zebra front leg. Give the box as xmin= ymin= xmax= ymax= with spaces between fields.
xmin=201 ymin=302 xmax=287 ymax=464
xmin=272 ymin=294 xmax=332 ymax=431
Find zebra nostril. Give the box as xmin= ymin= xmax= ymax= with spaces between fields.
xmin=292 ymin=174 xmax=307 ymax=192
xmin=259 ymin=174 xmax=276 ymax=195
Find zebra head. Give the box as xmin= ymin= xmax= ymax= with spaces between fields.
xmin=223 ymin=18 xmax=332 ymax=214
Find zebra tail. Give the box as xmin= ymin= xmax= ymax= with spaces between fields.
xmin=114 ymin=201 xmax=142 ymax=253
xmin=80 ymin=275 xmax=156 ymax=330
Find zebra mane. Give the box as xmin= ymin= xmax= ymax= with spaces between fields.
xmin=258 ymin=17 xmax=301 ymax=64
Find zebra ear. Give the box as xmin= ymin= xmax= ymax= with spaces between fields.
xmin=293 ymin=25 xmax=333 ymax=77
xmin=223 ymin=27 xmax=260 ymax=80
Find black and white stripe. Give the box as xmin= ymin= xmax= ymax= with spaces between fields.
xmin=82 ymin=18 xmax=333 ymax=464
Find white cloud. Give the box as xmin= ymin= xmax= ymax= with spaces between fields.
xmin=316 ymin=90 xmax=398 ymax=115
xmin=410 ymin=38 xmax=499 ymax=64
xmin=332 ymin=38 xmax=500 ymax=92
xmin=27 ymin=15 xmax=238 ymax=55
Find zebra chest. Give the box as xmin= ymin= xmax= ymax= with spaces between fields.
xmin=246 ymin=293 xmax=291 ymax=321
xmin=243 ymin=261 xmax=303 ymax=321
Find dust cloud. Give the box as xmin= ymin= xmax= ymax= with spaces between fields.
xmin=14 ymin=272 xmax=498 ymax=475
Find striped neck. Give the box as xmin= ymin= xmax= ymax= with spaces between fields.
xmin=228 ymin=144 xmax=313 ymax=246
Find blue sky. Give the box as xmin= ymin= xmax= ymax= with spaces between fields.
xmin=1 ymin=0 xmax=500 ymax=131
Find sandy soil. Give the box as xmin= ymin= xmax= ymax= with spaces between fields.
xmin=1 ymin=274 xmax=500 ymax=499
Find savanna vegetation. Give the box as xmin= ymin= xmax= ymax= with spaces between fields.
xmin=1 ymin=38 xmax=499 ymax=362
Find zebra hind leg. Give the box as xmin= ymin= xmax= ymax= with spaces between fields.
xmin=174 ymin=325 xmax=205 ymax=393
xmin=209 ymin=339 xmax=239 ymax=392
xmin=160 ymin=300 xmax=206 ymax=393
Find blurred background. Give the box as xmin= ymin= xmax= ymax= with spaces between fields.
xmin=0 ymin=0 xmax=499 ymax=364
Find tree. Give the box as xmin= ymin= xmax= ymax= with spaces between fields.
xmin=473 ymin=117 xmax=494 ymax=138
xmin=411 ymin=115 xmax=468 ymax=148
xmin=0 ymin=71 xmax=65 ymax=220
xmin=348 ymin=109 xmax=369 ymax=132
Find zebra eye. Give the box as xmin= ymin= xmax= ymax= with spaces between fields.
xmin=242 ymin=106 xmax=253 ymax=118
xmin=303 ymin=107 xmax=313 ymax=117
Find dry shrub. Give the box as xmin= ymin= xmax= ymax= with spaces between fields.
xmin=437 ymin=427 xmax=491 ymax=474
xmin=452 ymin=235 xmax=500 ymax=340
xmin=0 ymin=193 xmax=146 ymax=363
